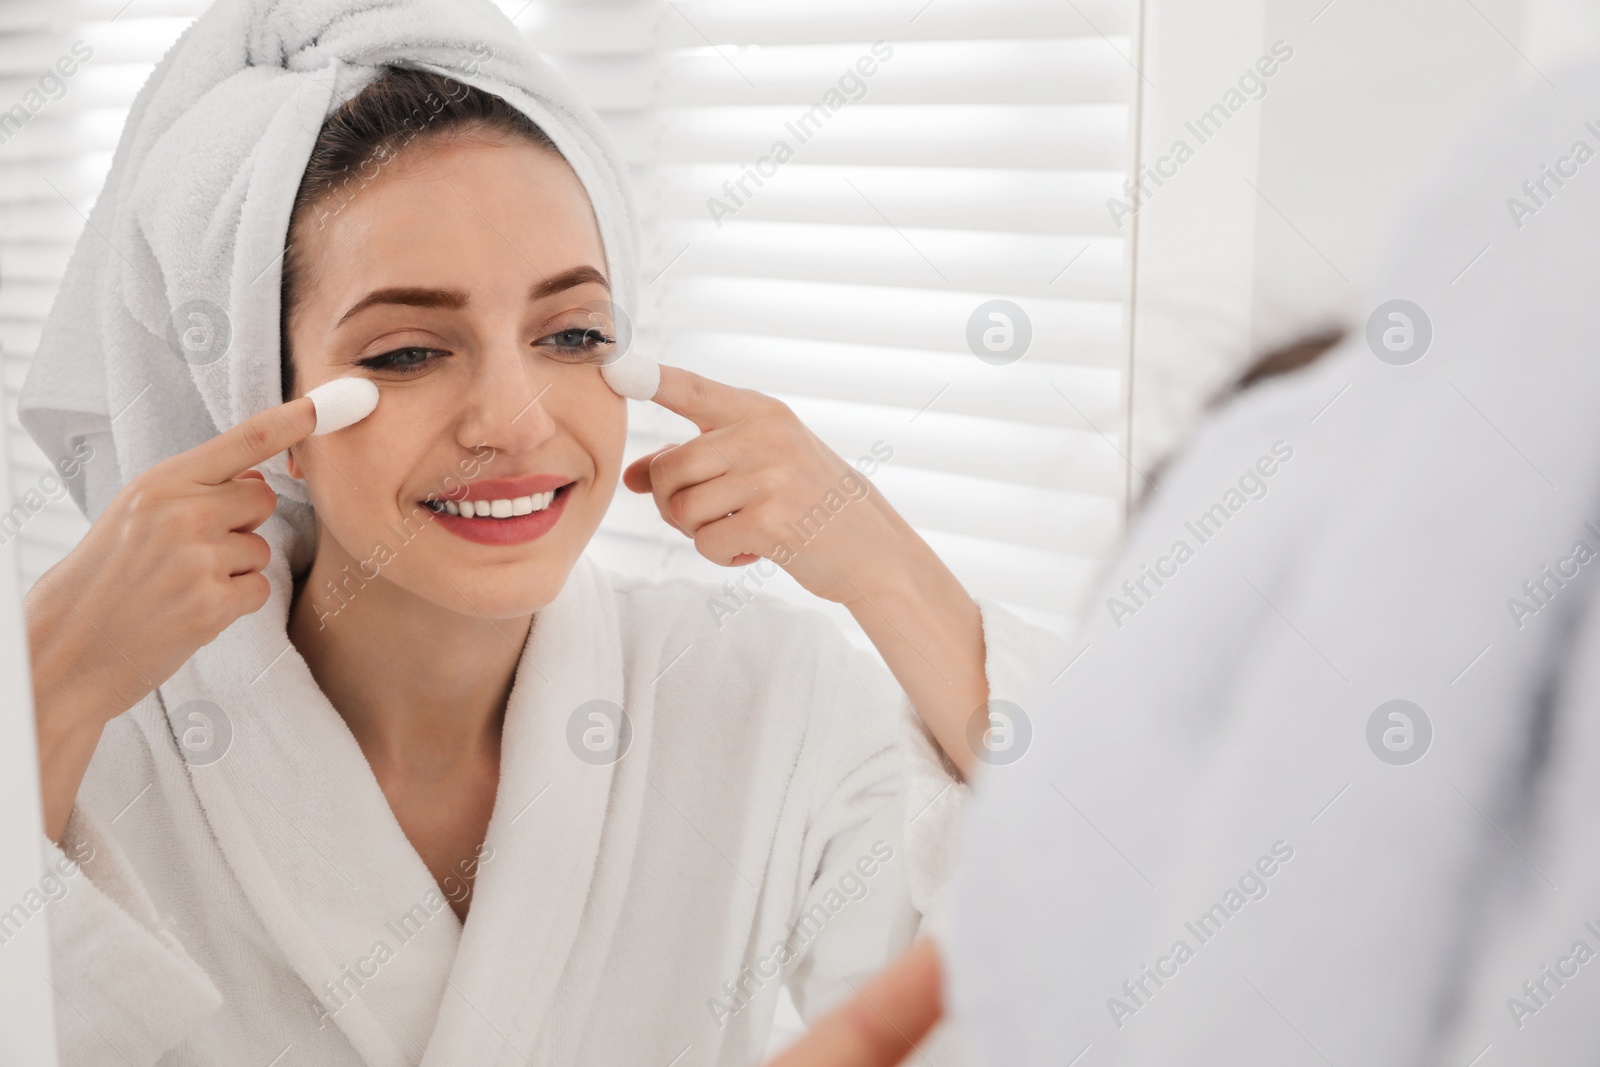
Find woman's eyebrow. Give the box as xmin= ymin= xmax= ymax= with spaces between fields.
xmin=532 ymin=265 xmax=610 ymax=301
xmin=334 ymin=265 xmax=611 ymax=328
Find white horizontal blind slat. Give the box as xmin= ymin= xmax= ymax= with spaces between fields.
xmin=526 ymin=0 xmax=1132 ymax=50
xmin=659 ymin=278 xmax=1123 ymax=364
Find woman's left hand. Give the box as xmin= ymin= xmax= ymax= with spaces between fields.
xmin=624 ymin=363 xmax=990 ymax=780
xmin=622 ymin=364 xmax=904 ymax=608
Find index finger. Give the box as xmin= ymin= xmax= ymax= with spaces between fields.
xmin=650 ymin=364 xmax=760 ymax=432
xmin=179 ymin=396 xmax=318 ymax=485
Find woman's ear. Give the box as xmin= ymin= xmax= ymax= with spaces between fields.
xmin=286 ymin=445 xmax=303 ymax=480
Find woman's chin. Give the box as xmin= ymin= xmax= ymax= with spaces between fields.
xmin=410 ymin=566 xmax=573 ymax=622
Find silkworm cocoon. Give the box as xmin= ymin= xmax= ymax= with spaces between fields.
xmin=601 ymin=352 xmax=660 ymax=401
xmin=306 ymin=377 xmax=380 ymax=435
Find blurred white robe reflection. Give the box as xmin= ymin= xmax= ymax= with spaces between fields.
xmin=951 ymin=51 xmax=1600 ymax=1067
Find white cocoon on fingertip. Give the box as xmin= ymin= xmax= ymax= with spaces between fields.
xmin=601 ymin=352 xmax=660 ymax=402
xmin=306 ymin=376 xmax=380 ymax=435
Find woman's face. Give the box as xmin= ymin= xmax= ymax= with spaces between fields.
xmin=283 ymin=132 xmax=626 ymax=619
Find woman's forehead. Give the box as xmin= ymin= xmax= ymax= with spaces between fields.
xmin=298 ymin=138 xmax=606 ymax=318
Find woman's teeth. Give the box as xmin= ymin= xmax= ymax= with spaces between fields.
xmin=425 ymin=490 xmax=558 ymax=518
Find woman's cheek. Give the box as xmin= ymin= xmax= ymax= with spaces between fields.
xmin=584 ymin=377 xmax=630 ymax=480
xmin=306 ymin=419 xmax=404 ymax=519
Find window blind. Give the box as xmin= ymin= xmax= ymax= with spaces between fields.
xmin=1 ymin=0 xmax=1137 ymax=643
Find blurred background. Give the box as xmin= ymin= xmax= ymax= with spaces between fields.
xmin=3 ymin=0 xmax=1599 ymax=1059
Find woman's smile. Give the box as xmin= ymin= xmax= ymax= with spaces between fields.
xmin=421 ymin=474 xmax=577 ymax=546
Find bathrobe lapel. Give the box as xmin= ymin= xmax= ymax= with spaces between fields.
xmin=421 ymin=554 xmax=634 ymax=1066
xmin=160 ymin=519 xmax=625 ymax=1067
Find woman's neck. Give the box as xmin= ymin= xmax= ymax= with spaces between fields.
xmin=286 ymin=536 xmax=532 ymax=774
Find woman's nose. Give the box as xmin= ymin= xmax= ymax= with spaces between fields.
xmin=454 ymin=344 xmax=557 ymax=454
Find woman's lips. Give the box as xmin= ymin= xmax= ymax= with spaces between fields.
xmin=438 ymin=473 xmax=569 ymax=502
xmin=423 ymin=482 xmax=573 ymax=546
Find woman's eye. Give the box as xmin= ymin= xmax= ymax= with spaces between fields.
xmin=356 ymin=346 xmax=443 ymax=374
xmin=538 ymin=327 xmax=615 ymax=363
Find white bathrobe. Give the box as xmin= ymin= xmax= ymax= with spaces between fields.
xmin=42 ymin=510 xmax=1058 ymax=1067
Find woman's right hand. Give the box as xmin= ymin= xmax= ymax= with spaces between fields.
xmin=25 ymin=396 xmax=317 ymax=843
xmin=764 ymin=939 xmax=943 ymax=1067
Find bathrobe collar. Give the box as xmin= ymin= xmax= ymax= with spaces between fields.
xmin=158 ymin=514 xmax=624 ymax=1066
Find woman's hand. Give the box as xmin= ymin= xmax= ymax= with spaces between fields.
xmin=624 ymin=365 xmax=990 ymax=779
xmin=26 ymin=397 xmax=316 ymax=842
xmin=622 ymin=365 xmax=904 ymax=606
xmin=764 ymin=939 xmax=943 ymax=1067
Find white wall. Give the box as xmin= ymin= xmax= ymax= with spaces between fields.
xmin=1125 ymin=0 xmax=1267 ymax=483
xmin=1129 ymin=0 xmax=1538 ymax=483
xmin=1249 ymin=0 xmax=1522 ymax=357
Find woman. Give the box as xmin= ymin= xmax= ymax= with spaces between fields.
xmin=18 ymin=4 xmax=1058 ymax=1065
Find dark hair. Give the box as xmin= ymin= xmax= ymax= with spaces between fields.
xmin=1227 ymin=328 xmax=1345 ymax=393
xmin=279 ymin=65 xmax=561 ymax=399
